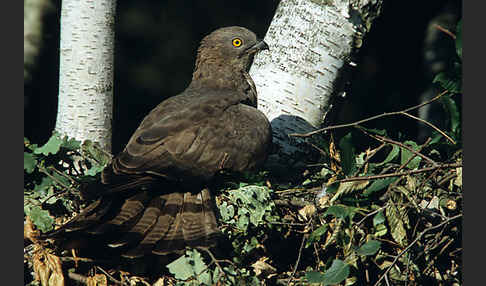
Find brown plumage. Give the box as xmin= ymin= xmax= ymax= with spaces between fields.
xmin=43 ymin=26 xmax=272 ymax=258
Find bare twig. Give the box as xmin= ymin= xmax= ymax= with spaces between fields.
xmin=96 ymin=266 xmax=123 ymax=285
xmin=358 ymin=129 xmax=438 ymax=166
xmin=434 ymin=24 xmax=457 ymax=39
xmin=355 ymin=204 xmax=388 ymax=226
xmin=373 ymin=214 xmax=461 ymax=286
xmin=289 ymin=91 xmax=453 ymax=144
xmin=397 ymin=137 xmax=432 ymax=172
xmin=287 ymin=219 xmax=311 ymax=285
xmin=67 ymin=272 xmax=88 ymax=284
xmin=401 ymin=112 xmax=455 ymax=144
xmin=334 ymin=163 xmax=461 ymax=184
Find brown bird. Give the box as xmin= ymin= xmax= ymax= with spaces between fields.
xmin=43 ymin=26 xmax=272 ymax=259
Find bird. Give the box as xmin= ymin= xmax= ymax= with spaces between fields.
xmin=41 ymin=26 xmax=272 ymax=259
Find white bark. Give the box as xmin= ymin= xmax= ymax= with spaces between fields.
xmin=250 ymin=0 xmax=382 ymax=166
xmin=24 ymin=0 xmax=53 ymax=82
xmin=55 ymin=0 xmax=116 ymax=152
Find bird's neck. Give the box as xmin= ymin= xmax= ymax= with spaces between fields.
xmin=190 ymin=64 xmax=248 ymax=90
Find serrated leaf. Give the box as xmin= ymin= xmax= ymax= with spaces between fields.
xmin=441 ymin=95 xmax=460 ymax=135
xmin=322 ymin=259 xmax=350 ymax=285
xmin=34 ymin=134 xmax=63 ymax=156
xmin=306 ymin=224 xmax=328 ymax=247
xmin=433 ymin=69 xmax=461 ymax=94
xmin=377 ymin=145 xmax=400 ymax=166
xmin=306 ymin=271 xmax=325 ymax=283
xmin=325 ymin=205 xmax=350 ymax=220
xmin=339 ymin=133 xmax=356 ymax=176
xmin=24 ymin=152 xmax=37 ymax=173
xmin=25 ymin=206 xmax=54 ymax=233
xmin=363 ymin=178 xmax=397 ymax=197
xmin=373 ymin=211 xmax=385 ymax=226
xmin=386 ymin=202 xmax=407 ymax=247
xmin=400 ymin=141 xmax=422 ymax=169
xmin=357 ymin=240 xmax=381 ymax=256
xmin=331 ymin=181 xmax=369 ymax=203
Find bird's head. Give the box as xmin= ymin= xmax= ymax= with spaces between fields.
xmin=192 ymin=26 xmax=269 ymax=85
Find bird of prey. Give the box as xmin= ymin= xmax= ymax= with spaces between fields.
xmin=43 ymin=26 xmax=272 ymax=259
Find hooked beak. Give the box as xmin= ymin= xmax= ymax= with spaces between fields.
xmin=245 ymin=39 xmax=269 ymax=55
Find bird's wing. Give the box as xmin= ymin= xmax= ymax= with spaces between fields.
xmin=102 ymin=88 xmax=270 ymax=192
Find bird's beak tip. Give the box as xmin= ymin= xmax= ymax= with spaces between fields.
xmin=258 ymin=39 xmax=269 ymax=51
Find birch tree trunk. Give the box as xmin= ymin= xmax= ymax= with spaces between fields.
xmin=55 ymin=0 xmax=116 ymax=152
xmin=250 ymin=0 xmax=383 ymax=167
xmin=24 ymin=0 xmax=53 ymax=82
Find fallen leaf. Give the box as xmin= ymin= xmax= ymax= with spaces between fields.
xmin=32 ymin=245 xmax=65 ymax=286
xmin=24 ymin=216 xmax=40 ymax=244
xmin=298 ymin=205 xmax=316 ymax=221
xmin=252 ymin=257 xmax=276 ymax=277
xmin=86 ymin=274 xmax=107 ymax=286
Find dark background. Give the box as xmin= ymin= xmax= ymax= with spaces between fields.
xmin=24 ymin=0 xmax=462 ymax=154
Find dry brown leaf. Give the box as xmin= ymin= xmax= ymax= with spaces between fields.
xmin=251 ymin=257 xmax=276 ymax=277
xmin=330 ymin=180 xmax=369 ymax=203
xmin=86 ymin=274 xmax=108 ymax=286
xmin=329 ymin=134 xmax=341 ymax=173
xmin=454 ymin=167 xmax=462 ymax=187
xmin=298 ymin=204 xmax=316 ymax=221
xmin=24 ymin=216 xmax=41 ymax=244
xmin=152 ymin=277 xmax=171 ymax=286
xmin=32 ymin=245 xmax=65 ymax=286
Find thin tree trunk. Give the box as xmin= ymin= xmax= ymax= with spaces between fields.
xmin=55 ymin=0 xmax=116 ymax=152
xmin=250 ymin=0 xmax=383 ymax=167
xmin=24 ymin=0 xmax=54 ymax=82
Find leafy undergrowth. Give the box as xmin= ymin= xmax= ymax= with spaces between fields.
xmin=24 ymin=21 xmax=462 ymax=286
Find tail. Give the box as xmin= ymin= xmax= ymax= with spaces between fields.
xmin=41 ymin=188 xmax=222 ymax=258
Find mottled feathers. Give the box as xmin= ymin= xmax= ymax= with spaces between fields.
xmin=43 ymin=26 xmax=271 ymax=258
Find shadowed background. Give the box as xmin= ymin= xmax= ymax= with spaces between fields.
xmin=24 ymin=0 xmax=462 ymax=154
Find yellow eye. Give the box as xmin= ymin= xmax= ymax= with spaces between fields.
xmin=232 ymin=38 xmax=242 ymax=47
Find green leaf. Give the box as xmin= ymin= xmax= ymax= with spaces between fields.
xmin=400 ymin=141 xmax=422 ymax=169
xmin=322 ymin=259 xmax=350 ymax=285
xmin=191 ymin=250 xmax=212 ymax=285
xmin=24 ymin=152 xmax=37 ymax=173
xmin=306 ymin=224 xmax=328 ymax=247
xmin=34 ymin=134 xmax=63 ymax=156
xmin=374 ymin=223 xmax=388 ymax=237
xmin=359 ymin=127 xmax=387 ymax=136
xmin=386 ymin=203 xmax=408 ymax=247
xmin=362 ymin=178 xmax=397 ymax=197
xmin=34 ymin=176 xmax=54 ymax=194
xmin=82 ymin=140 xmax=112 ymax=166
xmin=456 ymin=20 xmax=462 ymax=59
xmin=339 ymin=133 xmax=356 ymax=176
xmin=166 ymin=253 xmax=196 ymax=280
xmin=306 ymin=271 xmax=325 ymax=283
xmin=441 ymin=95 xmax=460 ymax=135
xmin=324 ymin=205 xmax=350 ymax=220
xmin=433 ymin=68 xmax=461 ymax=94
xmin=377 ymin=145 xmax=399 ymax=166
xmin=373 ymin=211 xmax=385 ymax=226
xmin=24 ymin=205 xmax=54 ymax=233
xmin=61 ymin=136 xmax=82 ymax=151
xmin=357 ymin=240 xmax=381 ymax=256
xmin=219 ymin=202 xmax=235 ymax=221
